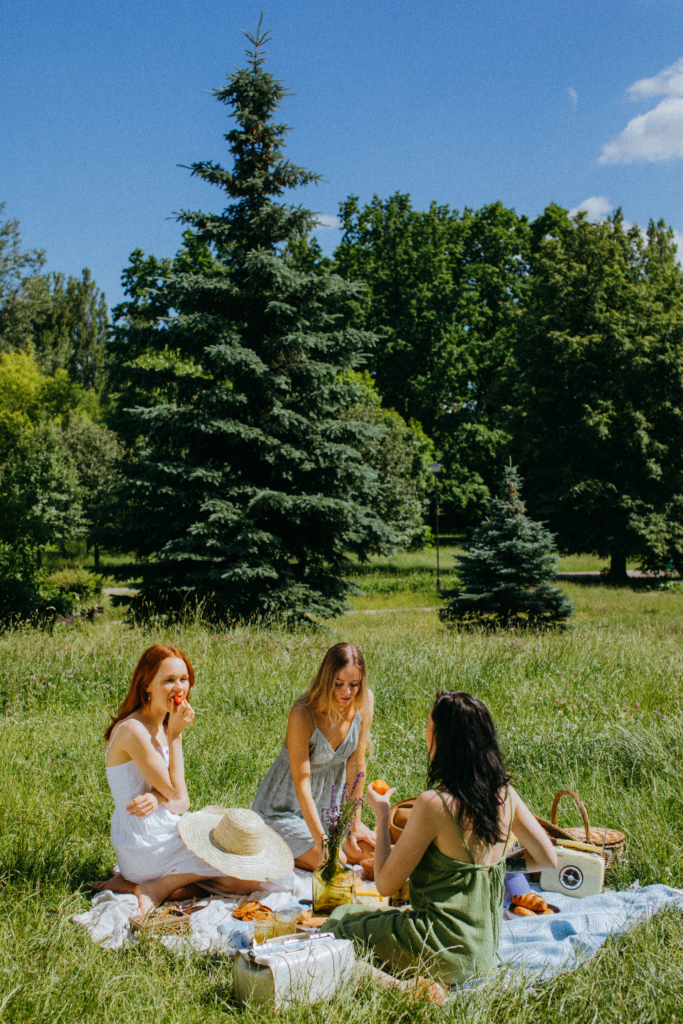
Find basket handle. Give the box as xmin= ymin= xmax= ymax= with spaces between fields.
xmin=551 ymin=789 xmax=591 ymax=843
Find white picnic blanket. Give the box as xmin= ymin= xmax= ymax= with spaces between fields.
xmin=74 ymin=877 xmax=683 ymax=986
xmin=72 ymin=869 xmax=314 ymax=951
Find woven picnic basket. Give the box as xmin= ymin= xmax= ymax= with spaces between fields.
xmin=535 ymin=789 xmax=625 ymax=870
xmin=130 ymin=906 xmax=191 ymax=936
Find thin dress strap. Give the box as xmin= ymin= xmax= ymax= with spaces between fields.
xmin=503 ymin=789 xmax=514 ymax=854
xmin=437 ymin=792 xmax=475 ymax=864
xmin=294 ymin=702 xmax=317 ymax=728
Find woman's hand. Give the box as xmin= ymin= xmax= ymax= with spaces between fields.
xmin=345 ymin=820 xmax=376 ymax=860
xmin=127 ymin=792 xmax=159 ymax=817
xmin=365 ymin=783 xmax=396 ymax=819
xmin=167 ymin=698 xmax=194 ymax=738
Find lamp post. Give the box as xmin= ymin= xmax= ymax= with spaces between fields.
xmin=429 ymin=462 xmax=443 ymax=590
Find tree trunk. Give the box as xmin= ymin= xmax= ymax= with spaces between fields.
xmin=606 ymin=552 xmax=629 ymax=585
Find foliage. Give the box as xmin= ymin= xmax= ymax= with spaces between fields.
xmin=513 ymin=208 xmax=683 ymax=580
xmin=0 ymin=208 xmax=109 ymax=394
xmin=109 ymin=25 xmax=399 ymax=622
xmin=331 ymin=194 xmax=529 ymax=524
xmin=0 ymin=421 xmax=84 ymax=554
xmin=0 ymin=544 xmax=72 ymax=623
xmin=0 ymin=202 xmax=45 ymax=306
xmin=44 ymin=568 xmax=103 ymax=599
xmin=339 ymin=372 xmax=433 ymax=548
xmin=0 ymin=349 xmax=95 ymax=461
xmin=441 ymin=465 xmax=574 ymax=628
xmin=60 ymin=416 xmax=123 ymax=566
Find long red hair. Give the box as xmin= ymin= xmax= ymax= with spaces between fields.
xmin=104 ymin=644 xmax=195 ymax=741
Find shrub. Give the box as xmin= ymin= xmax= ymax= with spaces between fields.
xmin=44 ymin=568 xmax=103 ymax=599
xmin=0 ymin=545 xmax=72 ymax=624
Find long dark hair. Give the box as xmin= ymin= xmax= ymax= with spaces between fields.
xmin=426 ymin=690 xmax=510 ymax=846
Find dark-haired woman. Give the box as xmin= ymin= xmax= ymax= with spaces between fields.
xmin=327 ymin=690 xmax=557 ymax=988
xmin=102 ymin=644 xmax=261 ymax=913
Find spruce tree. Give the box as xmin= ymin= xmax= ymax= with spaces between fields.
xmin=110 ymin=23 xmax=399 ymax=621
xmin=441 ymin=466 xmax=574 ymax=628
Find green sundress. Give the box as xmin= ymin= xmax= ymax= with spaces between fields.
xmin=326 ymin=791 xmax=512 ymax=985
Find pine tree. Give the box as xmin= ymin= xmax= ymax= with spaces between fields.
xmin=441 ymin=466 xmax=574 ymax=628
xmin=110 ymin=23 xmax=399 ymax=621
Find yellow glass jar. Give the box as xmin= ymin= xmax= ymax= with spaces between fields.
xmin=312 ymin=847 xmax=357 ymax=915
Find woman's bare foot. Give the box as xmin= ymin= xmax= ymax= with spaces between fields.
xmin=133 ymin=883 xmax=159 ymax=915
xmin=90 ymin=872 xmax=136 ymax=894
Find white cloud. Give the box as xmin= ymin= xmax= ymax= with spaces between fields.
xmin=599 ymin=97 xmax=683 ymax=164
xmin=600 ymin=57 xmax=683 ymax=164
xmin=569 ymin=195 xmax=613 ymax=220
xmin=628 ymin=56 xmax=683 ymax=99
xmin=313 ymin=214 xmax=342 ymax=230
xmin=673 ymin=228 xmax=683 ymax=256
xmin=567 ymin=86 xmax=578 ymax=107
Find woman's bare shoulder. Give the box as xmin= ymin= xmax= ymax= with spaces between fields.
xmin=110 ymin=716 xmax=151 ymax=747
xmin=288 ymin=703 xmax=316 ymax=729
xmin=415 ymin=789 xmax=452 ymax=814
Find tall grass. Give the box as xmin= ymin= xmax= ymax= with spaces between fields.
xmin=2 ymin=597 xmax=683 ymax=1021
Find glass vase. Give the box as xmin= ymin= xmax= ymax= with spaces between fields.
xmin=312 ymin=845 xmax=357 ymax=915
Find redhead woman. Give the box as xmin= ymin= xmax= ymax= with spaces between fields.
xmin=326 ymin=691 xmax=557 ymax=989
xmin=252 ymin=642 xmax=376 ymax=869
xmin=102 ymin=644 xmax=264 ymax=913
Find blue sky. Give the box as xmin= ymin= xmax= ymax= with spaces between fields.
xmin=3 ymin=0 xmax=683 ymax=308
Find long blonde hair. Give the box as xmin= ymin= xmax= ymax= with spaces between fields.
xmin=297 ymin=643 xmax=370 ymax=731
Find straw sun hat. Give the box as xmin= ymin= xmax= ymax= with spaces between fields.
xmin=179 ymin=806 xmax=294 ymax=881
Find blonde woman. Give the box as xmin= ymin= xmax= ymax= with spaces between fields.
xmin=252 ymin=642 xmax=376 ymax=869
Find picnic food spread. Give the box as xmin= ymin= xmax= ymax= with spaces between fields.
xmin=232 ymin=901 xmax=273 ymax=921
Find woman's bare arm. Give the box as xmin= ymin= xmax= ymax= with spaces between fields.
xmin=506 ymin=786 xmax=558 ymax=871
xmin=345 ymin=690 xmax=376 ymax=854
xmin=286 ymin=705 xmax=326 ymax=856
xmin=112 ymin=713 xmax=190 ymax=810
xmin=365 ymin=787 xmax=438 ymax=897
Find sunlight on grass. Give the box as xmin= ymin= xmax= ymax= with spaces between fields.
xmin=2 ymin=565 xmax=683 ymax=1021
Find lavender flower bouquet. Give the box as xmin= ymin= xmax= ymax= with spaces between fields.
xmin=315 ymin=772 xmax=364 ymax=897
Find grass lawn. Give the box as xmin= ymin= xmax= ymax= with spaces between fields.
xmin=2 ymin=564 xmax=683 ymax=1021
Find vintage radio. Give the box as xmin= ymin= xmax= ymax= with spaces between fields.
xmin=540 ymin=845 xmax=604 ymax=898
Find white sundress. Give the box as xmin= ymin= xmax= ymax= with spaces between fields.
xmin=105 ymin=732 xmax=224 ymax=885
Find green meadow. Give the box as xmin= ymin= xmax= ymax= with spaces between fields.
xmin=2 ymin=559 xmax=683 ymax=1022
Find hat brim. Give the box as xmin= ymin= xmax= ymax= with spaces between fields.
xmin=179 ymin=810 xmax=294 ymax=881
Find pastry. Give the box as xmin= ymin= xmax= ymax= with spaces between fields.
xmin=511 ymin=893 xmax=549 ymax=914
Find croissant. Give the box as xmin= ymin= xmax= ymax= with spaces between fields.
xmin=512 ymin=906 xmax=535 ymax=916
xmin=511 ymin=893 xmax=549 ymax=914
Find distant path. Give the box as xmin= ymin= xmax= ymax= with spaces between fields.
xmin=103 ymin=587 xmax=139 ymax=596
xmin=555 ymin=570 xmax=673 ymax=584
xmin=346 ymin=606 xmax=442 ymax=615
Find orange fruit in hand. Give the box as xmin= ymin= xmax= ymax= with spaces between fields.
xmin=371 ymin=779 xmax=390 ymax=795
